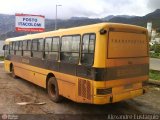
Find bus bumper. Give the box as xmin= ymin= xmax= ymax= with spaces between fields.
xmin=93 ymin=89 xmax=144 ymax=105
xmin=4 ymin=60 xmax=11 ymax=72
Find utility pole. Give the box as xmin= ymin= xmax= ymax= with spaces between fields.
xmin=55 ymin=4 xmax=62 ymax=30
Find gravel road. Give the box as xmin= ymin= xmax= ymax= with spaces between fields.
xmin=0 ymin=63 xmax=160 ymax=120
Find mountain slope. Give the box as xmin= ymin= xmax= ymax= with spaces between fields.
xmin=109 ymin=9 xmax=160 ymax=29
xmin=102 ymin=15 xmax=136 ymax=21
xmin=0 ymin=18 xmax=103 ymax=40
xmin=0 ymin=9 xmax=160 ymax=40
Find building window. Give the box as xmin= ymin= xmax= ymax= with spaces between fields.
xmin=61 ymin=35 xmax=80 ymax=64
xmin=81 ymin=34 xmax=96 ymax=66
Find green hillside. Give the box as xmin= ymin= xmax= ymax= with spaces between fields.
xmin=0 ymin=9 xmax=160 ymax=40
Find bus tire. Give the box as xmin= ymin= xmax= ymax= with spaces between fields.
xmin=47 ymin=77 xmax=62 ymax=103
xmin=11 ymin=65 xmax=17 ymax=78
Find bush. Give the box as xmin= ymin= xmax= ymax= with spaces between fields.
xmin=150 ymin=52 xmax=160 ymax=58
xmin=150 ymin=44 xmax=155 ymax=51
xmin=150 ymin=70 xmax=160 ymax=81
xmin=0 ymin=56 xmax=4 ymax=61
xmin=154 ymin=44 xmax=160 ymax=53
xmin=150 ymin=44 xmax=160 ymax=53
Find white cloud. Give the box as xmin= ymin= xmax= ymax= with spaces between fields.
xmin=147 ymin=0 xmax=160 ymax=10
xmin=0 ymin=0 xmax=158 ymax=19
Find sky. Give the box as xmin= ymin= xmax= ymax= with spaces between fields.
xmin=0 ymin=0 xmax=160 ymax=19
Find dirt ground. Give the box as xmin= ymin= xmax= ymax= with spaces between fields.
xmin=0 ymin=63 xmax=160 ymax=119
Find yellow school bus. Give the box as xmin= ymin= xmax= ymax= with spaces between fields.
xmin=3 ymin=23 xmax=149 ymax=104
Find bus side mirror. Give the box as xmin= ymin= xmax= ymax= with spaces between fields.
xmin=2 ymin=45 xmax=5 ymax=50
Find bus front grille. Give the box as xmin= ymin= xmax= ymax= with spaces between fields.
xmin=78 ymin=79 xmax=91 ymax=100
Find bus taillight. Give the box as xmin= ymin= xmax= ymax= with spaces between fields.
xmin=97 ymin=88 xmax=112 ymax=95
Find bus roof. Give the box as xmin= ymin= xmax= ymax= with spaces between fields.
xmin=5 ymin=22 xmax=147 ymax=43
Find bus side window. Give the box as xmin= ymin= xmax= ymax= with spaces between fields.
xmin=23 ymin=40 xmax=28 ymax=57
xmin=45 ymin=38 xmax=52 ymax=52
xmin=81 ymin=34 xmax=96 ymax=66
xmin=23 ymin=40 xmax=31 ymax=57
xmin=32 ymin=38 xmax=44 ymax=58
xmin=15 ymin=41 xmax=19 ymax=50
xmin=9 ymin=42 xmax=14 ymax=55
xmin=27 ymin=40 xmax=32 ymax=51
xmin=12 ymin=42 xmax=16 ymax=55
xmin=61 ymin=35 xmax=80 ymax=64
xmin=16 ymin=41 xmax=23 ymax=56
xmin=45 ymin=37 xmax=59 ymax=61
xmin=19 ymin=41 xmax=23 ymax=51
xmin=4 ymin=45 xmax=9 ymax=58
xmin=14 ymin=41 xmax=19 ymax=56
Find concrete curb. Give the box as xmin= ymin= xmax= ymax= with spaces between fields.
xmin=149 ymin=79 xmax=160 ymax=86
xmin=0 ymin=61 xmax=4 ymax=64
xmin=150 ymin=69 xmax=160 ymax=72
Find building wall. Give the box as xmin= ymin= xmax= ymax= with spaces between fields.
xmin=0 ymin=41 xmax=4 ymax=56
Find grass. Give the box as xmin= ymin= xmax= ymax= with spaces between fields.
xmin=150 ymin=52 xmax=160 ymax=59
xmin=149 ymin=70 xmax=160 ymax=81
xmin=0 ymin=56 xmax=4 ymax=61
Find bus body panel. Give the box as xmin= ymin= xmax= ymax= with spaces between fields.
xmin=93 ymin=32 xmax=107 ymax=68
xmin=92 ymin=76 xmax=147 ymax=104
xmin=93 ymin=89 xmax=143 ymax=104
xmin=108 ymin=32 xmax=148 ymax=58
xmin=4 ymin=60 xmax=84 ymax=103
xmin=4 ymin=60 xmax=11 ymax=72
xmin=105 ymin=57 xmax=149 ymax=67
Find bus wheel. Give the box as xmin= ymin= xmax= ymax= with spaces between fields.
xmin=47 ymin=77 xmax=62 ymax=103
xmin=11 ymin=65 xmax=17 ymax=78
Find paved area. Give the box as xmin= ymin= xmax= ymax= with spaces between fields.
xmin=0 ymin=63 xmax=160 ymax=119
xmin=150 ymin=58 xmax=160 ymax=71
